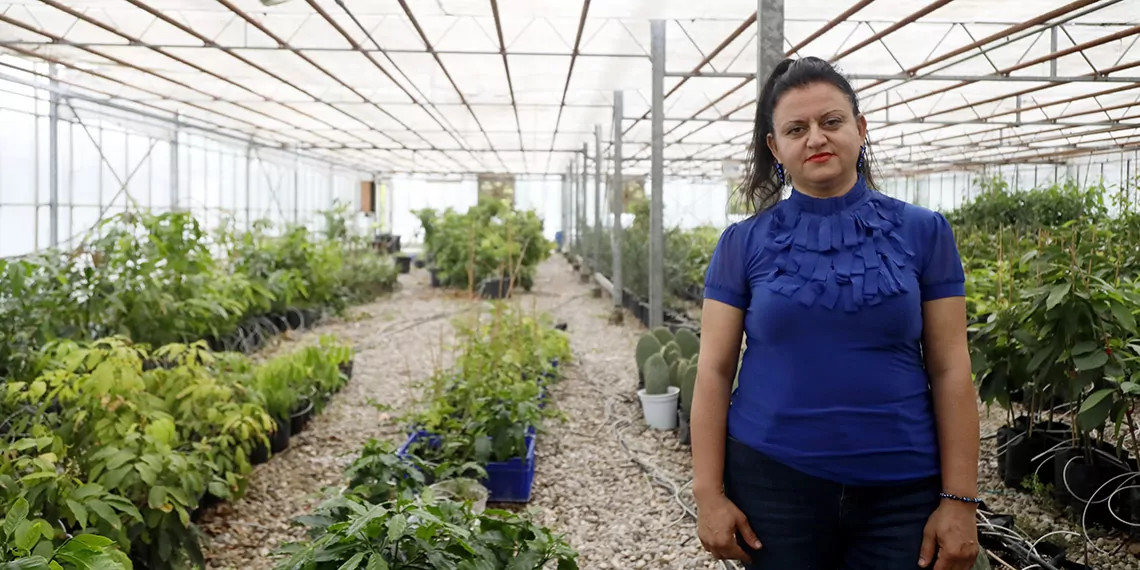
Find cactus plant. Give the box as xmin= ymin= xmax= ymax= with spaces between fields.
xmin=652 ymin=326 xmax=673 ymax=345
xmin=674 ymin=328 xmax=700 ymax=359
xmin=644 ymin=353 xmax=670 ymax=395
xmin=662 ymin=341 xmax=681 ymax=366
xmin=669 ymin=358 xmax=682 ymax=388
xmin=680 ymin=363 xmax=698 ymax=415
xmin=635 ymin=333 xmax=663 ymax=374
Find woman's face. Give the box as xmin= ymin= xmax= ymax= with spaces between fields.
xmin=766 ymin=81 xmax=868 ymax=195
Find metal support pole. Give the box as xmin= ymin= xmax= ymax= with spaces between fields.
xmin=757 ymin=0 xmax=785 ymax=93
xmin=649 ymin=20 xmax=666 ymax=329
xmin=594 ymin=124 xmax=603 ymax=271
xmin=570 ymin=160 xmax=577 ymax=251
xmin=244 ymin=141 xmax=252 ymax=230
xmin=48 ymin=63 xmax=59 ymax=247
xmin=580 ymin=143 xmax=589 ymax=263
xmin=611 ymin=90 xmax=625 ymax=321
xmin=171 ymin=112 xmax=180 ymax=211
xmin=293 ymin=150 xmax=300 ymax=224
xmin=561 ymin=171 xmax=570 ymax=252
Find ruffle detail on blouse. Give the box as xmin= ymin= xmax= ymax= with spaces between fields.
xmin=757 ymin=193 xmax=914 ymax=312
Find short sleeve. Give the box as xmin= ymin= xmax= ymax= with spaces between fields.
xmin=919 ymin=211 xmax=966 ymax=302
xmin=704 ymin=223 xmax=752 ymax=309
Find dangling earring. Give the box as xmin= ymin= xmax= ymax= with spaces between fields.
xmin=775 ymin=162 xmax=786 ymax=186
xmin=857 ymin=145 xmax=866 ymax=171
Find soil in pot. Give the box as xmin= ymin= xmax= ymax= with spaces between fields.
xmin=290 ymin=398 xmax=314 ymax=436
xmin=270 ymin=417 xmax=291 ymax=454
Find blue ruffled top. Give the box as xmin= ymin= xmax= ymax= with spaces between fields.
xmin=704 ymin=176 xmax=965 ymax=485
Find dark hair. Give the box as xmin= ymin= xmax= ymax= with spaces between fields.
xmin=733 ymin=56 xmax=879 ymax=213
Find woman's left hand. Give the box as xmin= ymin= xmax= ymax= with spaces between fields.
xmin=918 ymin=501 xmax=979 ymax=569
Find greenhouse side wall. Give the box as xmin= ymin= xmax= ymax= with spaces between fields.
xmin=0 ymin=56 xmax=371 ymax=258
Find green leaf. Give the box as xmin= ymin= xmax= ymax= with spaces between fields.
xmin=69 ymin=484 xmax=104 ymax=502
xmin=1073 ymin=349 xmax=1109 ymax=371
xmin=148 ymin=486 xmax=168 ymax=510
xmin=1110 ymin=302 xmax=1137 ymax=333
xmin=365 ymin=554 xmax=390 ymax=570
xmin=4 ymin=556 xmax=52 ymax=570
xmin=66 ymin=500 xmax=89 ymax=529
xmin=86 ymin=500 xmax=121 ymax=530
xmin=1071 ymin=341 xmax=1098 ymax=356
xmin=1046 ymin=282 xmax=1070 ymax=310
xmin=386 ymin=514 xmax=407 ymax=543
xmin=1122 ymin=382 xmax=1140 ymax=395
xmin=14 ymin=519 xmax=39 ymax=551
xmin=1077 ymin=389 xmax=1116 ymax=432
xmin=557 ymin=559 xmax=579 ymax=570
xmin=4 ymin=496 xmax=30 ymax=538
xmin=337 ymin=553 xmax=366 ymax=570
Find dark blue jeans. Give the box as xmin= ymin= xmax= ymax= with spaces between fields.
xmin=723 ymin=437 xmax=941 ymax=570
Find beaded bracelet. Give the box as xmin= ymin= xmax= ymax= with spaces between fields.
xmin=939 ymin=492 xmax=982 ymax=504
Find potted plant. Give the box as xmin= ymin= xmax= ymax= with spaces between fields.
xmin=637 ymin=353 xmax=679 ymax=430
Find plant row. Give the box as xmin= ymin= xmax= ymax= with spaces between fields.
xmin=574 ymin=197 xmax=720 ymax=313
xmin=414 ymin=198 xmax=552 ymax=296
xmin=0 ymin=336 xmax=354 ymax=569
xmin=0 ymin=204 xmax=397 ymax=382
xmin=632 ymin=327 xmax=700 ymax=440
xmin=270 ymin=302 xmax=580 ymax=569
xmin=954 ymin=176 xmax=1140 ymax=531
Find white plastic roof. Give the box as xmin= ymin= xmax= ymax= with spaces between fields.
xmin=2 ymin=0 xmax=1138 ymax=177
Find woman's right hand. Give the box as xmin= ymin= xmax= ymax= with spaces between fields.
xmin=696 ymin=493 xmax=763 ymax=563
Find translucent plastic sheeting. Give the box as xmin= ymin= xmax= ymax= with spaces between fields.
xmin=0 ymin=57 xmax=368 ymax=258
xmin=0 ymin=0 xmax=1137 ymax=178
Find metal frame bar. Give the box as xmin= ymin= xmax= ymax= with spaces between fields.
xmin=649 ymin=20 xmax=666 ymax=330
xmin=2 ymin=0 xmax=1137 ymax=183
xmin=611 ymin=89 xmax=625 ymax=318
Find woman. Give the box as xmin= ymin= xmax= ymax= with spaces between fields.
xmin=692 ymin=56 xmax=981 ymax=570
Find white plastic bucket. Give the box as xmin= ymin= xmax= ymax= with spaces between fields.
xmin=638 ymin=386 xmax=680 ymax=430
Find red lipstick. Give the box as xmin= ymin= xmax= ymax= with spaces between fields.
xmin=807 ymin=153 xmax=834 ymax=163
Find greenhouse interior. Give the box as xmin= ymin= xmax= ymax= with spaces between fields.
xmin=1 ymin=0 xmax=1139 ymax=569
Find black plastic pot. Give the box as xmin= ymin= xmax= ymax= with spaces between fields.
xmin=285 ymin=309 xmax=305 ymax=331
xmin=998 ymin=418 xmax=1069 ymax=490
xmin=678 ymin=410 xmax=691 ymax=446
xmin=636 ymin=302 xmax=650 ymax=327
xmin=414 ymin=258 xmax=426 ymax=269
xmin=250 ymin=440 xmax=270 ymax=465
xmin=1052 ymin=446 xmax=1129 ymax=526
xmin=268 ymin=313 xmax=289 ymax=334
xmin=270 ymin=417 xmax=291 ymax=453
xmin=430 ymin=269 xmax=441 ymax=288
xmin=339 ymin=360 xmax=355 ymax=381
xmin=290 ymin=398 xmax=314 ymax=436
xmin=480 ymin=278 xmax=511 ymax=299
xmin=396 ymin=255 xmax=412 ymax=274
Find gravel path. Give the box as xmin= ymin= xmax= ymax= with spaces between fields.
xmin=200 ymin=270 xmax=476 ymax=570
xmin=507 ymin=258 xmax=718 ymax=570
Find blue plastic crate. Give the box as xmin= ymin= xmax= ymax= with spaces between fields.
xmin=396 ymin=427 xmax=538 ymax=503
